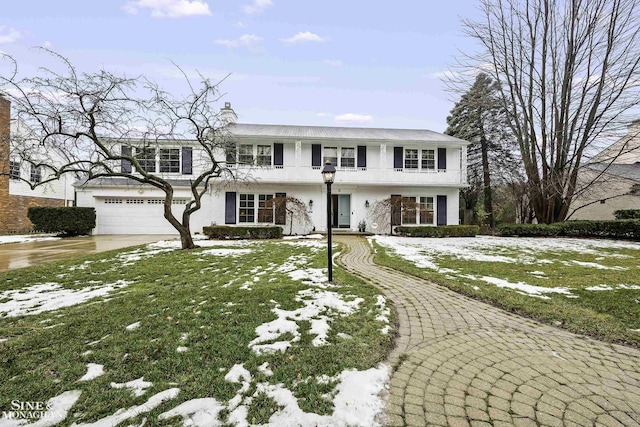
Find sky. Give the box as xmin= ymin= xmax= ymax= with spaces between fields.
xmin=1 ymin=0 xmax=482 ymax=133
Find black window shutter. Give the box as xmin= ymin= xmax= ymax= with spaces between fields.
xmin=225 ymin=192 xmax=237 ymax=224
xmin=182 ymin=147 xmax=193 ymax=175
xmin=357 ymin=145 xmax=367 ymax=168
xmin=121 ymin=146 xmax=132 ymax=173
xmin=275 ymin=192 xmax=286 ymax=225
xmin=391 ymin=194 xmax=402 ymax=227
xmin=312 ymin=144 xmax=322 ymax=167
xmin=437 ymin=195 xmax=447 ymax=226
xmin=438 ymin=148 xmax=447 ymax=170
xmin=274 ymin=143 xmax=284 ymax=166
xmin=394 ymin=147 xmax=403 ymax=169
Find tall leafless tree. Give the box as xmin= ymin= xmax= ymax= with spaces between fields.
xmin=456 ymin=0 xmax=640 ymax=223
xmin=0 ymin=50 xmax=238 ymax=249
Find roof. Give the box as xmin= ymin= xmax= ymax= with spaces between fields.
xmin=585 ymin=163 xmax=640 ymax=182
xmin=227 ymin=123 xmax=469 ymax=145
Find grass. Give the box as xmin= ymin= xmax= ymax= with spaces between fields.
xmin=0 ymin=239 xmax=395 ymax=426
xmin=373 ymin=236 xmax=640 ymax=348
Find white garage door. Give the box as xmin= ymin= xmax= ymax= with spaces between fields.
xmin=96 ymin=197 xmax=186 ymax=234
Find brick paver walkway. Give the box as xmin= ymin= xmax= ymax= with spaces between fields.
xmin=335 ymin=235 xmax=640 ymax=427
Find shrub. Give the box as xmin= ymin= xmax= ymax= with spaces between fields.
xmin=499 ymin=220 xmax=640 ymax=240
xmin=614 ymin=209 xmax=640 ymax=220
xmin=498 ymin=223 xmax=562 ymax=237
xmin=202 ymin=225 xmax=283 ymax=240
xmin=28 ymin=207 xmax=96 ymax=236
xmin=394 ymin=225 xmax=479 ymax=237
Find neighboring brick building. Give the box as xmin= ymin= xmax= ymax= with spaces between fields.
xmin=0 ymin=96 xmax=73 ymax=234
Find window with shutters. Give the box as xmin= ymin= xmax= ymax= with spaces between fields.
xmin=340 ymin=147 xmax=355 ymax=168
xmin=323 ymin=147 xmax=338 ymax=166
xmin=404 ymin=149 xmax=418 ymax=169
xmin=421 ymin=150 xmax=435 ymax=170
xmin=159 ymin=148 xmax=180 ymax=173
xmin=238 ymin=144 xmax=253 ymax=165
xmin=136 ymin=148 xmax=156 ymax=173
xmin=256 ymin=145 xmax=272 ymax=166
xmin=401 ymin=197 xmax=417 ymax=224
xmin=239 ymin=194 xmax=255 ymax=223
xmin=258 ymin=194 xmax=274 ymax=222
xmin=419 ymin=197 xmax=434 ymax=224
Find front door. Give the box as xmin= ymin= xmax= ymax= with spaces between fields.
xmin=331 ymin=194 xmax=351 ymax=228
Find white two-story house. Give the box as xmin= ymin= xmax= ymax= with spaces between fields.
xmin=75 ymin=103 xmax=470 ymax=235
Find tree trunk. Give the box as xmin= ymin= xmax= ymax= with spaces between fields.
xmin=480 ymin=135 xmax=494 ymax=228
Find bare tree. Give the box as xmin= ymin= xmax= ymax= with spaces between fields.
xmin=0 ymin=50 xmax=237 ymax=249
xmin=455 ymin=0 xmax=640 ymax=223
xmin=368 ymin=196 xmax=421 ymax=234
xmin=268 ymin=196 xmax=312 ymax=235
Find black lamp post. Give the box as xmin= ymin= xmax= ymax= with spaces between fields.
xmin=321 ymin=162 xmax=336 ymax=282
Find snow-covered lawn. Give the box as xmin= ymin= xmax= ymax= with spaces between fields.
xmin=0 ymin=236 xmax=394 ymax=426
xmin=372 ymin=235 xmax=640 ymax=344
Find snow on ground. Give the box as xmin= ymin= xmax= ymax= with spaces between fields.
xmin=372 ymin=235 xmax=640 ymax=299
xmin=125 ymin=321 xmax=140 ymax=331
xmin=0 ymin=390 xmax=83 ymax=427
xmin=0 ymin=280 xmax=129 ymax=318
xmin=249 ymin=282 xmax=364 ymax=354
xmin=110 ymin=377 xmax=153 ymax=397
xmin=0 ymin=234 xmax=60 ymax=245
xmin=78 ymin=363 xmax=104 ymax=381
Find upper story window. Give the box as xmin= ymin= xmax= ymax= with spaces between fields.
xmin=256 ymin=145 xmax=272 ymax=166
xmin=9 ymin=160 xmax=20 ymax=180
xmin=324 ymin=147 xmax=338 ymax=166
xmin=421 ymin=150 xmax=435 ymax=170
xmin=238 ymin=144 xmax=254 ymax=165
xmin=30 ymin=164 xmax=42 ymax=184
xmin=159 ymin=148 xmax=180 ymax=173
xmin=404 ymin=149 xmax=418 ymax=169
xmin=136 ymin=148 xmax=156 ymax=173
xmin=341 ymin=148 xmax=355 ymax=168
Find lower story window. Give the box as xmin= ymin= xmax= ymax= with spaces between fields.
xmin=239 ymin=194 xmax=255 ymax=223
xmin=402 ymin=197 xmax=417 ymax=224
xmin=419 ymin=197 xmax=434 ymax=224
xmin=258 ymin=194 xmax=274 ymax=222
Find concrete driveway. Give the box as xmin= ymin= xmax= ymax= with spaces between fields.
xmin=0 ymin=235 xmax=171 ymax=272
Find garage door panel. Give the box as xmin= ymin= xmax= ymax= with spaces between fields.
xmin=96 ymin=198 xmax=184 ymax=234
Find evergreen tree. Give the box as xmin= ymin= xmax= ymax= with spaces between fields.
xmin=445 ymin=73 xmax=516 ymax=228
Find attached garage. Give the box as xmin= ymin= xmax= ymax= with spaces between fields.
xmin=95 ymin=197 xmax=185 ymax=235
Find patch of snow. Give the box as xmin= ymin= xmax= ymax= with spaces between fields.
xmin=249 ymin=289 xmax=364 ymax=354
xmin=461 ymin=274 xmax=573 ymax=298
xmin=71 ymin=388 xmax=179 ymax=427
xmin=176 ymin=346 xmax=189 ymax=353
xmin=87 ymin=335 xmax=110 ymax=346
xmin=81 ymin=350 xmax=92 ymax=356
xmin=530 ymin=271 xmax=546 ymax=276
xmin=563 ymin=260 xmax=627 ymax=270
xmin=586 ymin=285 xmax=614 ymax=291
xmin=337 ymin=333 xmax=352 ymax=340
xmin=0 ymin=338 xmax=7 ymax=343
xmin=0 ymin=281 xmax=129 ymax=318
xmin=78 ymin=363 xmax=104 ymax=381
xmin=159 ymin=398 xmax=225 ymax=427
xmin=180 ymin=332 xmax=189 ymax=341
xmin=125 ymin=322 xmax=140 ymax=331
xmin=258 ymin=362 xmax=273 ymax=377
xmin=0 ymin=235 xmax=60 ymax=245
xmin=111 ymin=377 xmax=153 ymax=397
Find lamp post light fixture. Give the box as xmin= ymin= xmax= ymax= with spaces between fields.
xmin=321 ymin=162 xmax=336 ymax=282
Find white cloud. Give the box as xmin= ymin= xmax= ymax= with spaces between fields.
xmin=316 ymin=112 xmax=332 ymax=118
xmin=123 ymin=0 xmax=212 ymax=18
xmin=235 ymin=21 xmax=248 ymax=28
xmin=323 ymin=59 xmax=342 ymax=67
xmin=243 ymin=0 xmax=273 ymax=15
xmin=215 ymin=34 xmax=263 ymax=49
xmin=282 ymin=31 xmax=327 ymax=45
xmin=0 ymin=27 xmax=22 ymax=44
xmin=424 ymin=70 xmax=459 ymax=80
xmin=334 ymin=114 xmax=374 ymax=125
xmin=42 ymin=41 xmax=52 ymax=48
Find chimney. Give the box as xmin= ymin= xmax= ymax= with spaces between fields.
xmin=220 ymin=102 xmax=238 ymax=125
